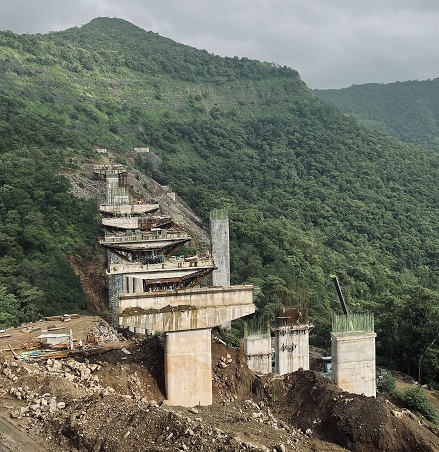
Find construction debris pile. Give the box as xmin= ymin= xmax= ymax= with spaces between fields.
xmin=85 ymin=320 xmax=120 ymax=344
xmin=0 ymin=349 xmax=323 ymax=452
xmin=1 ymin=321 xmax=439 ymax=451
xmin=211 ymin=341 xmax=255 ymax=406
xmin=0 ymin=316 xmax=124 ymax=365
xmin=2 ymin=355 xmax=108 ymax=415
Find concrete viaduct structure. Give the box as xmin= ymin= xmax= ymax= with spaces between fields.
xmin=119 ymin=285 xmax=254 ymax=406
xmin=96 ymin=163 xmax=376 ymax=401
xmin=95 ymin=164 xmax=255 ymax=406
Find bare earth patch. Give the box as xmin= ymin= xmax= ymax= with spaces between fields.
xmin=0 ymin=318 xmax=438 ymax=451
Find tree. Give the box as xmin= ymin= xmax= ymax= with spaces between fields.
xmin=0 ymin=284 xmax=20 ymax=328
xmin=397 ymin=286 xmax=439 ymax=382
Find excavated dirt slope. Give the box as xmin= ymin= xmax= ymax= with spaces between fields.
xmin=0 ymin=323 xmax=438 ymax=451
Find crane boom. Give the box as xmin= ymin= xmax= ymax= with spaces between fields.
xmin=330 ymin=275 xmax=349 ymax=318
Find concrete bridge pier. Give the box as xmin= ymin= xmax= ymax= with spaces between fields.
xmin=118 ymin=285 xmax=255 ymax=406
xmin=274 ymin=325 xmax=310 ymax=375
xmin=243 ymin=329 xmax=272 ymax=374
xmin=331 ymin=331 xmax=377 ymax=397
xmin=331 ymin=313 xmax=376 ymax=397
xmin=164 ymin=328 xmax=212 ymax=406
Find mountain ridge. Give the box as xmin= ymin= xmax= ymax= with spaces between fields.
xmin=315 ymin=77 xmax=439 ymax=151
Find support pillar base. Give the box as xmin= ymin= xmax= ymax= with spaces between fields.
xmin=164 ymin=328 xmax=212 ymax=406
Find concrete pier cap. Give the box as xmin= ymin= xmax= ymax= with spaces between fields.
xmin=119 ymin=285 xmax=256 ymax=406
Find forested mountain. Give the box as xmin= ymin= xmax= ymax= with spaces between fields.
xmin=1 ymin=17 xmax=439 ymax=383
xmin=315 ymin=79 xmax=439 ymax=151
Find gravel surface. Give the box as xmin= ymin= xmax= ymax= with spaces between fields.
xmin=1 ymin=328 xmax=438 ymax=451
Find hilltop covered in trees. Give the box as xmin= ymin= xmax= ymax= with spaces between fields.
xmin=315 ymin=78 xmax=439 ymax=151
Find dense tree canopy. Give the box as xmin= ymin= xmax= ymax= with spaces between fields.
xmin=0 ymin=95 xmax=99 ymax=325
xmin=315 ymin=79 xmax=439 ymax=152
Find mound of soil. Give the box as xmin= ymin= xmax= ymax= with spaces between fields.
xmin=2 ymin=332 xmax=439 ymax=451
xmin=257 ymin=369 xmax=439 ymax=451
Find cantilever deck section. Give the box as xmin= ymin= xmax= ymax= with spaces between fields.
xmin=99 ymin=203 xmax=159 ymax=215
xmin=119 ymin=285 xmax=255 ymax=331
xmin=108 ymin=258 xmax=216 ymax=292
xmin=119 ymin=285 xmax=255 ymax=406
xmin=102 ymin=215 xmax=173 ymax=230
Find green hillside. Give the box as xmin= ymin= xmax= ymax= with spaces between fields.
xmin=0 ymin=95 xmax=99 ymax=325
xmin=315 ymin=79 xmax=439 ymax=151
xmin=1 ymin=17 xmax=439 ymax=383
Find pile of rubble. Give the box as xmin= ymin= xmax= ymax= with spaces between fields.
xmin=86 ymin=320 xmax=120 ymax=343
xmin=2 ymin=347 xmax=301 ymax=451
xmin=1 ymin=335 xmax=439 ymax=451
xmin=38 ymin=397 xmax=299 ymax=452
xmin=0 ymin=339 xmax=325 ymax=451
xmin=211 ymin=342 xmax=255 ymax=406
xmin=9 ymin=389 xmax=66 ymax=420
xmin=217 ymin=354 xmax=233 ymax=368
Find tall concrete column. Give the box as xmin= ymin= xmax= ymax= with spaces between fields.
xmin=331 ymin=331 xmax=377 ymax=397
xmin=210 ymin=209 xmax=230 ymax=287
xmin=164 ymin=328 xmax=212 ymax=406
xmin=107 ymin=251 xmax=122 ymax=327
xmin=106 ymin=173 xmax=119 ymax=205
xmin=108 ymin=273 xmax=122 ymax=327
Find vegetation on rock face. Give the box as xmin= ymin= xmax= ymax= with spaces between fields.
xmin=1 ymin=17 xmax=439 ymax=384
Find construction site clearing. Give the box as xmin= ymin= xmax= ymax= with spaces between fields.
xmin=0 ymin=315 xmax=125 ymax=363
xmin=0 ymin=315 xmax=439 ymax=451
